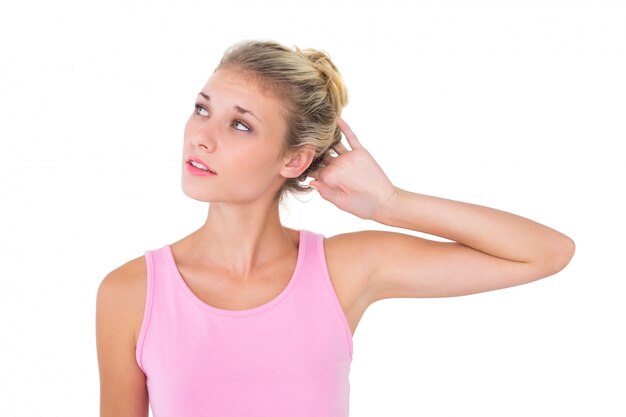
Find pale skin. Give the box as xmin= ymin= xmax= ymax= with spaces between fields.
xmin=96 ymin=68 xmax=575 ymax=416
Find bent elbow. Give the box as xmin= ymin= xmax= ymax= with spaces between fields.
xmin=546 ymin=234 xmax=576 ymax=275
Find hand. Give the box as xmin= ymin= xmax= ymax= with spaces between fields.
xmin=308 ymin=117 xmax=399 ymax=220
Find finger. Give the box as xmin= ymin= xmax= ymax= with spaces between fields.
xmin=333 ymin=142 xmax=349 ymax=155
xmin=308 ymin=164 xmax=325 ymax=178
xmin=337 ymin=117 xmax=363 ymax=150
xmin=309 ymin=179 xmax=338 ymax=201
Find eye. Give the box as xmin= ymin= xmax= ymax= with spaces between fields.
xmin=233 ymin=120 xmax=251 ymax=132
xmin=194 ymin=104 xmax=209 ymax=117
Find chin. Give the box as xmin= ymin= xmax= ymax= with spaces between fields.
xmin=181 ymin=190 xmax=213 ymax=203
xmin=181 ymin=176 xmax=283 ymax=204
xmin=181 ymin=180 xmax=215 ymax=203
xmin=180 ymin=184 xmax=256 ymax=204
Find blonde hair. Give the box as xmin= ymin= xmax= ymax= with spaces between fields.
xmin=216 ymin=40 xmax=349 ymax=199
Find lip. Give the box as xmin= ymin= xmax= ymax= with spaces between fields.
xmin=186 ymin=156 xmax=217 ymax=175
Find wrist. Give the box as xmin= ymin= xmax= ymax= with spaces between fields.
xmin=371 ymin=186 xmax=403 ymax=224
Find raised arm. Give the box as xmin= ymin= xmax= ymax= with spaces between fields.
xmin=308 ymin=118 xmax=575 ymax=300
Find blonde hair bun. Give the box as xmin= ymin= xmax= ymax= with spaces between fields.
xmin=295 ymin=48 xmax=349 ymax=115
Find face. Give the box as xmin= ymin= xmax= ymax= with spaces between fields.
xmin=181 ymin=68 xmax=292 ymax=203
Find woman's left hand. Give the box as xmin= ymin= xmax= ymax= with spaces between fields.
xmin=308 ymin=117 xmax=398 ymax=220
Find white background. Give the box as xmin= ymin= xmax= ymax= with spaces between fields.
xmin=1 ymin=0 xmax=624 ymax=416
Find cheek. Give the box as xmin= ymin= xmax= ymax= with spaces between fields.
xmin=229 ymin=146 xmax=283 ymax=181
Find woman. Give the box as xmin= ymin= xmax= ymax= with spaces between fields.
xmin=96 ymin=40 xmax=575 ymax=416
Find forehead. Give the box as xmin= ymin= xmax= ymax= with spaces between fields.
xmin=202 ymin=68 xmax=281 ymax=109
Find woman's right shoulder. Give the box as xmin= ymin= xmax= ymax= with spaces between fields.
xmin=97 ymin=254 xmax=148 ymax=346
xmin=99 ymin=254 xmax=147 ymax=299
xmin=96 ymin=254 xmax=151 ymax=415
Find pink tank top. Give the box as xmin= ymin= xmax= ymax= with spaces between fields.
xmin=135 ymin=229 xmax=354 ymax=416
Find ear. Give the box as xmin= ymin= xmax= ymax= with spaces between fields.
xmin=280 ymin=145 xmax=316 ymax=179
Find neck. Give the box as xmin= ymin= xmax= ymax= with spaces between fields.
xmin=188 ymin=196 xmax=296 ymax=280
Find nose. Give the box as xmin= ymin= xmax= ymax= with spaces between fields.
xmin=188 ymin=117 xmax=218 ymax=152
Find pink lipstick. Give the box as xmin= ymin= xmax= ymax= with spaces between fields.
xmin=186 ymin=156 xmax=216 ymax=176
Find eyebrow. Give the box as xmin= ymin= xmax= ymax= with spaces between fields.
xmin=197 ymin=92 xmax=261 ymax=122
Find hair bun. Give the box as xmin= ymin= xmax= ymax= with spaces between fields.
xmin=296 ymin=47 xmax=349 ymax=115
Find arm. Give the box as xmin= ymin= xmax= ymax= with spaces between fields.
xmin=378 ymin=188 xmax=574 ymax=272
xmin=309 ymin=119 xmax=575 ymax=300
xmin=96 ymin=262 xmax=149 ymax=417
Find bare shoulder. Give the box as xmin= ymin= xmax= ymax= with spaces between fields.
xmin=323 ymin=229 xmax=431 ymax=299
xmin=324 ymin=230 xmax=367 ymax=256
xmin=324 ymin=229 xmax=411 ymax=266
xmin=96 ymin=254 xmax=150 ymax=416
xmin=100 ymin=254 xmax=147 ymax=289
xmin=324 ymin=230 xmax=373 ymax=271
xmin=323 ymin=231 xmax=398 ymax=304
xmin=97 ymin=254 xmax=148 ymax=348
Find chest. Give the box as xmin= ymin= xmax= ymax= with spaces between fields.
xmin=175 ymin=262 xmax=367 ymax=337
xmin=177 ymin=261 xmax=296 ymax=311
xmin=133 ymin=241 xmax=370 ymax=349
